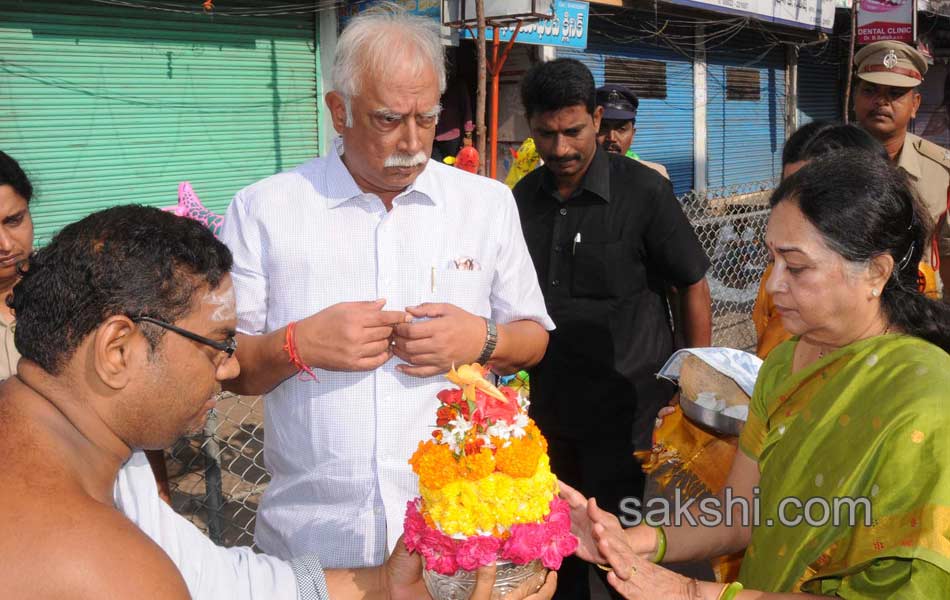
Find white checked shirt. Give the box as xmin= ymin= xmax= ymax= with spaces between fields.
xmin=221 ymin=140 xmax=554 ymax=568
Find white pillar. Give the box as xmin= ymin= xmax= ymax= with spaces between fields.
xmin=786 ymin=45 xmax=798 ymax=135
xmin=693 ymin=24 xmax=707 ymax=193
xmin=318 ymin=6 xmax=338 ymax=157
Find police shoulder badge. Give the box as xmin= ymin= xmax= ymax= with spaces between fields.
xmin=883 ymin=49 xmax=898 ymax=70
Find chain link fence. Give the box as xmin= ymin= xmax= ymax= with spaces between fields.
xmin=680 ymin=179 xmax=777 ymax=351
xmin=164 ymin=179 xmax=777 ymax=546
xmin=166 ymin=392 xmax=266 ymax=547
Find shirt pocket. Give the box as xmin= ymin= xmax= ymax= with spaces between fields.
xmin=432 ymin=268 xmax=492 ymax=317
xmin=571 ymin=241 xmax=641 ymax=298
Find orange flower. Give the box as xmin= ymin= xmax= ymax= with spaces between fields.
xmin=494 ymin=423 xmax=546 ymax=478
xmin=436 ymin=405 xmax=457 ymax=427
xmin=410 ymin=441 xmax=460 ymax=489
xmin=463 ymin=434 xmax=485 ymax=456
xmin=458 ymin=447 xmax=495 ymax=480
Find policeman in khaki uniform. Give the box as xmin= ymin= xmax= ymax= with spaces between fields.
xmin=853 ymin=40 xmax=950 ymax=300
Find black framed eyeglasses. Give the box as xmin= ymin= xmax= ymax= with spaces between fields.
xmin=132 ymin=316 xmax=237 ymax=358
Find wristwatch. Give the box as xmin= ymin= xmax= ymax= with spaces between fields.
xmin=476 ymin=318 xmax=498 ymax=365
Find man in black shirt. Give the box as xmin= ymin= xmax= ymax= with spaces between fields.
xmin=513 ymin=59 xmax=711 ymax=599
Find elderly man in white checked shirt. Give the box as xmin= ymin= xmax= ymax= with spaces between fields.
xmin=220 ymin=7 xmax=553 ymax=569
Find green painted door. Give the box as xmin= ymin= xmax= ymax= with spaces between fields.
xmin=1 ymin=0 xmax=320 ymax=245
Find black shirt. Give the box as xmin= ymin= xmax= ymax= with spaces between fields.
xmin=514 ymin=148 xmax=710 ymax=444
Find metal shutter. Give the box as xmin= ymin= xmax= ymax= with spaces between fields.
xmin=1 ymin=0 xmax=320 ymax=245
xmin=559 ymin=25 xmax=695 ymax=195
xmin=797 ymin=43 xmax=842 ymax=126
xmin=706 ymin=37 xmax=786 ymax=187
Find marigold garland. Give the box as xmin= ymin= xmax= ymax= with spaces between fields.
xmin=420 ymin=454 xmax=557 ymax=536
xmin=458 ymin=447 xmax=496 ymax=480
xmin=494 ymin=422 xmax=546 ymax=477
xmin=410 ymin=440 xmax=459 ymax=490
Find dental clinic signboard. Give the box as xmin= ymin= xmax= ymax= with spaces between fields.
xmin=666 ymin=0 xmax=836 ymax=32
xmin=456 ymin=0 xmax=589 ymax=50
xmin=857 ymin=0 xmax=915 ymax=44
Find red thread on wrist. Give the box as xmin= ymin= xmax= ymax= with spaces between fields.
xmin=283 ymin=321 xmax=318 ymax=382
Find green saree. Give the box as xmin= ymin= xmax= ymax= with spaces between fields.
xmin=737 ymin=334 xmax=950 ymax=597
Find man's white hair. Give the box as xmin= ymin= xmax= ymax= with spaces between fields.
xmin=332 ymin=3 xmax=447 ymax=127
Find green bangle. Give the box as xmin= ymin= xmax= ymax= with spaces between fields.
xmin=717 ymin=581 xmax=743 ymax=600
xmin=650 ymin=525 xmax=667 ymax=564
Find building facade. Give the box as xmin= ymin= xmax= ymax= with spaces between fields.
xmin=1 ymin=0 xmax=324 ymax=244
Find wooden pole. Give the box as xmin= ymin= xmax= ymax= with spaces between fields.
xmin=475 ymin=0 xmax=487 ymax=175
xmin=843 ymin=0 xmax=858 ymax=124
xmin=489 ymin=20 xmax=522 ymax=179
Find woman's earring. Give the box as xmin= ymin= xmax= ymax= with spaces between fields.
xmin=871 ymin=289 xmax=880 ymax=297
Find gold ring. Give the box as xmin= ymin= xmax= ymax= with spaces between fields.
xmin=596 ymin=563 xmax=637 ymax=575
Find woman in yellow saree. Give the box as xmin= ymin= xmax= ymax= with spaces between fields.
xmin=563 ymin=149 xmax=950 ymax=598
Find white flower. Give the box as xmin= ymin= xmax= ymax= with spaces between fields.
xmin=447 ymin=417 xmax=472 ymax=436
xmin=486 ymin=421 xmax=511 ymax=440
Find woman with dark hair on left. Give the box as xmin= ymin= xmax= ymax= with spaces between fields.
xmin=0 ymin=150 xmax=35 ymax=379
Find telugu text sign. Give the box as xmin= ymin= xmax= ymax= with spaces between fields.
xmin=458 ymin=0 xmax=588 ymax=49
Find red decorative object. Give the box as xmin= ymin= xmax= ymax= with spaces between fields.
xmin=455 ymin=145 xmax=480 ymax=174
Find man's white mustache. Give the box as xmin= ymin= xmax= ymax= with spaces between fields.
xmin=384 ymin=152 xmax=428 ymax=168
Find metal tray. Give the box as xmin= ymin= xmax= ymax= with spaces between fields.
xmin=679 ymin=395 xmax=745 ymax=437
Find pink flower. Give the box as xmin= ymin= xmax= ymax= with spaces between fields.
xmin=403 ymin=501 xmax=427 ymax=553
xmin=538 ymin=530 xmax=578 ymax=570
xmin=474 ymin=388 xmax=519 ymax=425
xmin=546 ymin=498 xmax=572 ymax=535
xmin=500 ymin=502 xmax=580 ymax=569
xmin=501 ymin=523 xmax=547 ymax=564
xmin=456 ymin=535 xmax=502 ymax=571
xmin=420 ymin=528 xmax=459 ymax=575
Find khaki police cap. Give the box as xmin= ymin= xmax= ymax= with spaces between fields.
xmin=854 ymin=40 xmax=928 ymax=88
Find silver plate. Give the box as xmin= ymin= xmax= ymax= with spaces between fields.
xmin=679 ymin=395 xmax=745 ymax=437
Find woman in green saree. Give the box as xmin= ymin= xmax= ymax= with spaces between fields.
xmin=563 ymin=149 xmax=950 ymax=598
